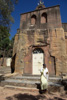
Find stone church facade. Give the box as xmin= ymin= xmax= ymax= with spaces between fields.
xmin=12 ymin=4 xmax=67 ymax=76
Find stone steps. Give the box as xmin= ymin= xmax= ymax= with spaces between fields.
xmin=4 ymin=85 xmax=39 ymax=94
xmin=0 ymin=73 xmax=64 ymax=93
xmin=3 ymin=83 xmax=64 ymax=93
xmin=1 ymin=79 xmax=63 ymax=88
xmin=0 ymin=67 xmax=64 ymax=92
xmin=1 ymin=80 xmax=64 ymax=93
xmin=6 ymin=74 xmax=62 ymax=84
xmin=0 ymin=66 xmax=11 ymax=74
xmin=0 ymin=74 xmax=63 ymax=89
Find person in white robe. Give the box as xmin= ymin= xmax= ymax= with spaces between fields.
xmin=40 ymin=64 xmax=49 ymax=93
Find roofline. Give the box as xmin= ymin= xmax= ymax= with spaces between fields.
xmin=62 ymin=22 xmax=67 ymax=24
xmin=20 ymin=5 xmax=60 ymax=15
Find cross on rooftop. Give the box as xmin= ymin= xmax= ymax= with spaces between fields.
xmin=38 ymin=0 xmax=44 ymax=5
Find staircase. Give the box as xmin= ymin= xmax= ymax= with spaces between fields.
xmin=0 ymin=74 xmax=64 ymax=93
xmin=0 ymin=66 xmax=11 ymax=75
xmin=0 ymin=66 xmax=64 ymax=93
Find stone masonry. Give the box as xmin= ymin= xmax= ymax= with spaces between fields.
xmin=12 ymin=4 xmax=67 ymax=76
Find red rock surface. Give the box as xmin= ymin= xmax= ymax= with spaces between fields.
xmin=0 ymin=86 xmax=67 ymax=100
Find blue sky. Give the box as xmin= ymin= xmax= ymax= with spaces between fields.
xmin=10 ymin=0 xmax=67 ymax=39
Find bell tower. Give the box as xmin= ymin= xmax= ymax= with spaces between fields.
xmin=36 ymin=0 xmax=45 ymax=9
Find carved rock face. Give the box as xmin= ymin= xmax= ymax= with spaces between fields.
xmin=12 ymin=5 xmax=67 ymax=76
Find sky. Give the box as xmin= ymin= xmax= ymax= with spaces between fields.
xmin=10 ymin=0 xmax=67 ymax=39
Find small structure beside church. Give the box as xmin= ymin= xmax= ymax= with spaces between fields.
xmin=0 ymin=57 xmax=11 ymax=67
xmin=12 ymin=1 xmax=67 ymax=76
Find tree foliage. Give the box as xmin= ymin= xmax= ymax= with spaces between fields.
xmin=0 ymin=0 xmax=18 ymax=57
xmin=0 ymin=25 xmax=15 ymax=57
xmin=0 ymin=26 xmax=10 ymax=56
xmin=0 ymin=0 xmax=17 ymax=66
xmin=0 ymin=0 xmax=18 ymax=28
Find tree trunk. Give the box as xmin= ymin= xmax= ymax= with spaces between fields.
xmin=1 ymin=50 xmax=5 ymax=66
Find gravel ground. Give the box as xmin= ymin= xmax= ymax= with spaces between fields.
xmin=0 ymin=86 xmax=67 ymax=100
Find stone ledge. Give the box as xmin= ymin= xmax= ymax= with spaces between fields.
xmin=4 ymin=85 xmax=39 ymax=93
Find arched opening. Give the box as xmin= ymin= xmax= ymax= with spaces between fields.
xmin=31 ymin=15 xmax=37 ymax=25
xmin=33 ymin=48 xmax=44 ymax=53
xmin=41 ymin=13 xmax=47 ymax=24
xmin=32 ymin=48 xmax=44 ymax=75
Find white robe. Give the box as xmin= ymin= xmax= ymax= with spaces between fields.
xmin=40 ymin=68 xmax=49 ymax=90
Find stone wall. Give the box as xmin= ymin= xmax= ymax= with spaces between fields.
xmin=0 ymin=57 xmax=11 ymax=67
xmin=62 ymin=23 xmax=67 ymax=54
xmin=12 ymin=5 xmax=67 ymax=76
xmin=62 ymin=23 xmax=67 ymax=32
xmin=65 ymin=38 xmax=67 ymax=54
xmin=49 ymin=28 xmax=67 ymax=75
xmin=12 ymin=28 xmax=67 ymax=76
xmin=20 ymin=5 xmax=62 ymax=30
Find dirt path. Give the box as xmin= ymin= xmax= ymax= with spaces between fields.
xmin=0 ymin=86 xmax=67 ymax=100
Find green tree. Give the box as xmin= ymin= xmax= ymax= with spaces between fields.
xmin=6 ymin=36 xmax=15 ymax=57
xmin=0 ymin=26 xmax=15 ymax=57
xmin=0 ymin=26 xmax=10 ymax=50
xmin=0 ymin=0 xmax=18 ymax=28
xmin=0 ymin=0 xmax=18 ymax=65
xmin=0 ymin=26 xmax=11 ymax=65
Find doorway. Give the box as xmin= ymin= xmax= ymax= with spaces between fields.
xmin=32 ymin=48 xmax=44 ymax=75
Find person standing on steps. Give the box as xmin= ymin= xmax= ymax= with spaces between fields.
xmin=40 ymin=64 xmax=49 ymax=94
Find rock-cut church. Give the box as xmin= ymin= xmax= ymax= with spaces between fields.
xmin=11 ymin=1 xmax=67 ymax=76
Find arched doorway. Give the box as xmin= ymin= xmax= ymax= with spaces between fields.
xmin=32 ymin=48 xmax=44 ymax=75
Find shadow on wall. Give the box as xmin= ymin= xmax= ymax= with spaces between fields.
xmin=11 ymin=54 xmax=16 ymax=73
